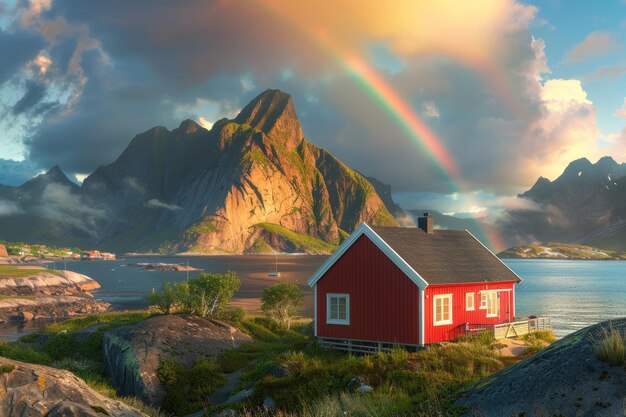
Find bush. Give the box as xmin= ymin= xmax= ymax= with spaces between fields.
xmin=219 ymin=305 xmax=245 ymax=323
xmin=261 ymin=283 xmax=304 ymax=330
xmin=42 ymin=333 xmax=77 ymax=360
xmin=149 ymin=272 xmax=240 ymax=319
xmin=157 ymin=358 xmax=226 ymax=415
xmin=593 ymin=328 xmax=625 ymax=366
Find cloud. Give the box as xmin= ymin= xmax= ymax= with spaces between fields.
xmin=145 ymin=199 xmax=181 ymax=211
xmin=614 ymin=98 xmax=626 ymax=119
xmin=421 ymin=101 xmax=440 ymax=118
xmin=36 ymin=183 xmax=108 ymax=239
xmin=0 ymin=159 xmax=41 ymax=186
xmin=12 ymin=80 xmax=47 ymax=115
xmin=0 ymin=28 xmax=45 ymax=85
xmin=565 ymin=32 xmax=618 ymax=62
xmin=584 ymin=65 xmax=626 ymax=82
xmin=0 ymin=200 xmax=21 ymax=216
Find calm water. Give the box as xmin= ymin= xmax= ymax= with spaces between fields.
xmin=1 ymin=257 xmax=624 ymax=340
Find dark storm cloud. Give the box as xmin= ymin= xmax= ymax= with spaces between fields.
xmin=12 ymin=80 xmax=46 ymax=115
xmin=0 ymin=28 xmax=44 ymax=85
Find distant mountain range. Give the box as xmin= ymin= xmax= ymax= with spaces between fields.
xmin=0 ymin=89 xmax=400 ymax=254
xmin=502 ymin=156 xmax=626 ymax=250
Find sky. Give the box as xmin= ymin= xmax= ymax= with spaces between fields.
xmin=2 ymin=0 xmax=626 ymax=217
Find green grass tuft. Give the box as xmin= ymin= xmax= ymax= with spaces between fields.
xmin=255 ymin=223 xmax=336 ymax=253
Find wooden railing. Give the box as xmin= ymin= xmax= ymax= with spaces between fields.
xmin=458 ymin=317 xmax=551 ymax=340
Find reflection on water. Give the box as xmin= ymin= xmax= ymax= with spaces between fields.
xmin=0 ymin=257 xmax=624 ymax=340
xmin=506 ymin=260 xmax=626 ymax=337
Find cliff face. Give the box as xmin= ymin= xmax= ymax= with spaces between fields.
xmin=79 ymin=89 xmax=398 ymax=253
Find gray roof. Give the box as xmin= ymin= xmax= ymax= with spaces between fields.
xmin=370 ymin=226 xmax=521 ymax=285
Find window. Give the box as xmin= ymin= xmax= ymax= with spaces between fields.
xmin=480 ymin=292 xmax=487 ymax=309
xmin=486 ymin=292 xmax=499 ymax=317
xmin=327 ymin=294 xmax=350 ymax=325
xmin=433 ymin=294 xmax=452 ymax=326
xmin=466 ymin=292 xmax=475 ymax=311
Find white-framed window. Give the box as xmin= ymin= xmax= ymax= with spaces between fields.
xmin=433 ymin=294 xmax=453 ymax=326
xmin=480 ymin=292 xmax=487 ymax=309
xmin=466 ymin=292 xmax=475 ymax=311
xmin=486 ymin=292 xmax=499 ymax=318
xmin=327 ymin=293 xmax=350 ymax=325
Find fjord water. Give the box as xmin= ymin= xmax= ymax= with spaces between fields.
xmin=1 ymin=257 xmax=624 ymax=340
xmin=506 ymin=259 xmax=626 ymax=336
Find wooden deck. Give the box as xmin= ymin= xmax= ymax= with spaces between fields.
xmin=464 ymin=317 xmax=552 ymax=340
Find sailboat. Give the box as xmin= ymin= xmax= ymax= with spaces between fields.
xmin=268 ymin=252 xmax=281 ymax=277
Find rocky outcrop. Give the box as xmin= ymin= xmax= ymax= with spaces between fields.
xmin=0 ymin=89 xmax=401 ymax=254
xmin=0 ymin=267 xmax=100 ymax=296
xmin=102 ymin=314 xmax=252 ymax=407
xmin=0 ymin=296 xmax=109 ymax=322
xmin=0 ymin=267 xmax=108 ymax=322
xmin=458 ymin=318 xmax=626 ymax=417
xmin=0 ymin=356 xmax=146 ymax=417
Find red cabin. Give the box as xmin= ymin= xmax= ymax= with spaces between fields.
xmin=307 ymin=213 xmax=521 ymax=351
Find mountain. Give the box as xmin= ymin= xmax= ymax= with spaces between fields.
xmin=365 ymin=176 xmax=414 ymax=226
xmin=0 ymin=89 xmax=399 ymax=254
xmin=503 ymin=156 xmax=626 ymax=249
xmin=498 ymin=242 xmax=626 ymax=260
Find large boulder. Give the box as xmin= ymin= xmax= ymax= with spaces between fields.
xmin=0 ymin=356 xmax=146 ymax=417
xmin=102 ymin=314 xmax=252 ymax=407
xmin=458 ymin=318 xmax=626 ymax=417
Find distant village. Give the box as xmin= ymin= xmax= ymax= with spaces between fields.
xmin=0 ymin=241 xmax=116 ymax=261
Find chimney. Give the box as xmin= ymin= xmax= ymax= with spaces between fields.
xmin=418 ymin=212 xmax=434 ymax=234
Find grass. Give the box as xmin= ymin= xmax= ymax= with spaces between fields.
xmin=43 ymin=310 xmax=157 ymax=334
xmin=0 ymin=265 xmax=64 ymax=279
xmin=254 ymin=223 xmax=337 ymax=254
xmin=520 ymin=329 xmax=557 ymax=353
xmin=592 ymin=327 xmax=625 ymax=366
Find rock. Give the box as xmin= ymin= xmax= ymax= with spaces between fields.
xmin=268 ymin=363 xmax=289 ymax=378
xmin=0 ymin=268 xmax=101 ymax=295
xmin=357 ymin=383 xmax=374 ymax=393
xmin=21 ymin=312 xmax=34 ymax=321
xmin=262 ymin=396 xmax=276 ymax=411
xmin=0 ymin=296 xmax=110 ymax=323
xmin=458 ymin=318 xmax=626 ymax=417
xmin=224 ymin=388 xmax=254 ymax=405
xmin=0 ymin=356 xmax=147 ymax=416
xmin=103 ymin=314 xmax=252 ymax=407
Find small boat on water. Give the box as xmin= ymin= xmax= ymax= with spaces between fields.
xmin=268 ymin=253 xmax=280 ymax=277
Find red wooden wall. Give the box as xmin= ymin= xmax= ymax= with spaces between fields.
xmin=424 ymin=281 xmax=516 ymax=343
xmin=316 ymin=235 xmax=421 ymax=345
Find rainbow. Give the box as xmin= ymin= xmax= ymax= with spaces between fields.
xmin=253 ymin=2 xmax=509 ymax=251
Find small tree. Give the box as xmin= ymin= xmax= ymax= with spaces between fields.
xmin=148 ymin=271 xmax=240 ymax=319
xmin=189 ymin=271 xmax=240 ymax=318
xmin=262 ymin=283 xmax=304 ymax=330
xmin=149 ymin=282 xmax=177 ymax=314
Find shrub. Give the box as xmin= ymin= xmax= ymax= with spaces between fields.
xmin=261 ymin=283 xmax=304 ymax=330
xmin=157 ymin=358 xmax=226 ymax=415
xmin=219 ymin=305 xmax=245 ymax=323
xmin=42 ymin=333 xmax=77 ymax=360
xmin=149 ymin=271 xmax=240 ymax=319
xmin=593 ymin=328 xmax=625 ymax=366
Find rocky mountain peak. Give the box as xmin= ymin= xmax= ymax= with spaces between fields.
xmin=234 ymin=89 xmax=303 ymax=148
xmin=176 ymin=119 xmax=202 ymax=135
xmin=24 ymin=165 xmax=76 ymax=190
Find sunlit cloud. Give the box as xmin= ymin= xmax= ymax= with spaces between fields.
xmin=565 ymin=32 xmax=618 ymax=62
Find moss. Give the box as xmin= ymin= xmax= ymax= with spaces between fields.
xmin=0 ymin=265 xmax=65 ymax=279
xmin=255 ymin=223 xmax=336 ymax=253
xmin=89 ymin=405 xmax=110 ymax=415
xmin=246 ymin=238 xmax=274 ymax=254
xmin=184 ymin=219 xmax=218 ymax=240
xmin=374 ymin=207 xmax=397 ymax=226
xmin=0 ymin=364 xmax=15 ymax=374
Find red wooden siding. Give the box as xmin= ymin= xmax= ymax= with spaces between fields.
xmin=316 ymin=235 xmax=421 ymax=345
xmin=424 ymin=282 xmax=517 ymax=343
